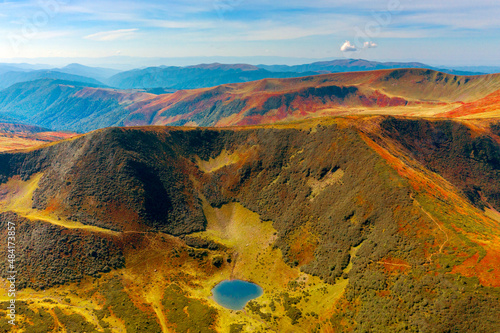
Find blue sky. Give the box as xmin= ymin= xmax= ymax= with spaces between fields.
xmin=0 ymin=0 xmax=499 ymax=65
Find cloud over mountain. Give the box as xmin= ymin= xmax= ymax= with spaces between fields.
xmin=340 ymin=40 xmax=357 ymax=52
xmin=363 ymin=41 xmax=378 ymax=48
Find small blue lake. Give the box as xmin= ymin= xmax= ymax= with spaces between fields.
xmin=212 ymin=280 xmax=263 ymax=310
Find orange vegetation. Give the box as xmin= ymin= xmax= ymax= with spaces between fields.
xmin=288 ymin=226 xmax=319 ymax=266
xmin=451 ymin=241 xmax=500 ymax=287
xmin=0 ymin=131 xmax=76 ymax=152
xmin=437 ymin=90 xmax=500 ymax=118
xmin=378 ymin=257 xmax=411 ymax=273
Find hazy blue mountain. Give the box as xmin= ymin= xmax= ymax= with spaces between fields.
xmin=106 ymin=63 xmax=319 ymax=89
xmin=0 ymin=70 xmax=104 ymax=90
xmin=446 ymin=66 xmax=500 ymax=74
xmin=0 ymin=63 xmax=53 ymax=72
xmin=57 ymin=63 xmax=122 ymax=81
xmin=258 ymin=59 xmax=484 ymax=76
xmin=1 ymin=56 xmax=338 ymax=69
xmin=0 ymin=64 xmax=32 ymax=75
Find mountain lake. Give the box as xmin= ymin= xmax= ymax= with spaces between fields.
xmin=212 ymin=280 xmax=263 ymax=310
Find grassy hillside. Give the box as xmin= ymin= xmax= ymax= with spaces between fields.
xmin=0 ymin=116 xmax=499 ymax=332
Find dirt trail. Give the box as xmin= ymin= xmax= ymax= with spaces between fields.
xmin=410 ymin=193 xmax=450 ymax=264
xmin=376 ymin=261 xmax=411 ymax=268
xmin=229 ymin=252 xmax=239 ymax=279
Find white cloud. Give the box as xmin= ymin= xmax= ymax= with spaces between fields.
xmin=142 ymin=19 xmax=214 ymax=29
xmin=340 ymin=40 xmax=357 ymax=52
xmin=363 ymin=41 xmax=377 ymax=49
xmin=84 ymin=29 xmax=138 ymax=41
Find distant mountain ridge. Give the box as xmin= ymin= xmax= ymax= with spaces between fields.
xmin=106 ymin=64 xmax=318 ymax=90
xmin=56 ymin=63 xmax=121 ymax=81
xmin=258 ymin=59 xmax=484 ymax=76
xmin=0 ymin=63 xmax=52 ymax=74
xmin=107 ymin=60 xmax=483 ymax=90
xmin=448 ymin=66 xmax=500 ymax=74
xmin=0 ymin=64 xmax=31 ymax=75
xmin=0 ymin=70 xmax=103 ymax=90
xmin=186 ymin=63 xmax=261 ymax=71
xmin=0 ymin=59 xmax=486 ymax=92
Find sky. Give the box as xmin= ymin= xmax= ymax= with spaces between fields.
xmin=0 ymin=0 xmax=499 ymax=66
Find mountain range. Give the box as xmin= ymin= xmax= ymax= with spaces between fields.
xmin=0 ymin=68 xmax=499 ymax=132
xmin=0 ymin=61 xmax=499 ymax=332
xmin=0 ymin=58 xmax=491 ymax=92
xmin=105 ymin=63 xmax=318 ymax=90
xmin=120 ymin=68 xmax=500 ymax=128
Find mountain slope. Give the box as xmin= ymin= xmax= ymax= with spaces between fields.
xmin=0 ymin=79 xmax=153 ymax=132
xmin=0 ymin=116 xmax=499 ymax=332
xmin=436 ymin=90 xmax=500 ymax=118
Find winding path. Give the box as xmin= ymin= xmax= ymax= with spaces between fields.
xmin=410 ymin=193 xmax=450 ymax=265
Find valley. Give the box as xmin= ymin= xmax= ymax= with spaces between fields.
xmin=0 ymin=123 xmax=75 ymax=152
